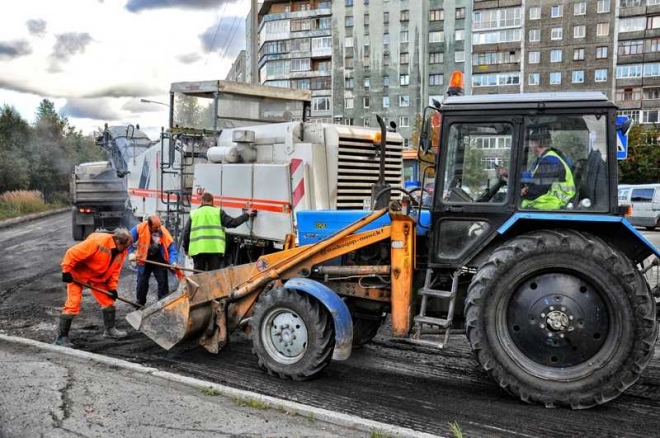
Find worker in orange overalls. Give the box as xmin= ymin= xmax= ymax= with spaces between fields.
xmin=128 ymin=214 xmax=183 ymax=306
xmin=54 ymin=228 xmax=133 ymax=347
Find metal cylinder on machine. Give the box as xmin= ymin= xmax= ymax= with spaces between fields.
xmin=207 ymin=130 xmax=257 ymax=163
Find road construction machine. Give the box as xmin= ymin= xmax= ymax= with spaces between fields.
xmin=126 ymin=71 xmax=660 ymax=409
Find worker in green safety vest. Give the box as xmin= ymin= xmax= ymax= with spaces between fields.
xmin=521 ymin=131 xmax=576 ymax=210
xmin=182 ymin=192 xmax=257 ymax=271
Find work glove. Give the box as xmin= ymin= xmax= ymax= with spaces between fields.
xmin=128 ymin=253 xmax=137 ymax=262
xmin=61 ymin=272 xmax=73 ymax=283
xmin=247 ymin=209 xmax=258 ymax=218
xmin=108 ymin=289 xmax=118 ymax=300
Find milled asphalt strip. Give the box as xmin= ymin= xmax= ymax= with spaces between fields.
xmin=0 ymin=207 xmax=69 ymax=229
xmin=0 ymin=334 xmax=442 ymax=438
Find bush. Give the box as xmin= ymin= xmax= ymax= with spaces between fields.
xmin=0 ymin=190 xmax=49 ymax=220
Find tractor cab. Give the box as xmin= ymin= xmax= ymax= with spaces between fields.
xmin=419 ymin=83 xmax=628 ymax=268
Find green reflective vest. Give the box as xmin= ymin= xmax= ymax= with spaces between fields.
xmin=188 ymin=206 xmax=225 ymax=257
xmin=522 ymin=150 xmax=576 ymax=210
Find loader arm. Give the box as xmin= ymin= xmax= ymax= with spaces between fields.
xmin=128 ymin=206 xmax=416 ymax=353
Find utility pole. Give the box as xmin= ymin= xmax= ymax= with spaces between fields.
xmin=251 ymin=0 xmax=259 ymax=84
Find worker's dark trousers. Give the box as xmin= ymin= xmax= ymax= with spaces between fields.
xmin=136 ymin=264 xmax=169 ymax=305
xmin=192 ymin=253 xmax=223 ymax=271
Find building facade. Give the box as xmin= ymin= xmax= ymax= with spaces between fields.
xmin=249 ymin=0 xmax=659 ymax=178
xmin=226 ymin=50 xmax=247 ymax=82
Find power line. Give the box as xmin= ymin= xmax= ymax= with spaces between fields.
xmin=205 ymin=0 xmax=230 ymax=65
xmin=219 ymin=15 xmax=242 ymax=61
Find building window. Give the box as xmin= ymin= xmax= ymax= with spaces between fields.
xmin=291 ymin=58 xmax=311 ymax=72
xmin=618 ymin=40 xmax=644 ymax=56
xmin=345 ymin=57 xmax=354 ymax=68
xmin=551 ymin=27 xmax=563 ymax=41
xmin=363 ymin=118 xmax=370 ymax=127
xmin=429 ymin=52 xmax=443 ymax=64
xmin=399 ymin=95 xmax=410 ymax=107
xmin=529 ymin=51 xmax=540 ymax=64
xmin=551 ymin=49 xmax=562 ymax=63
xmin=574 ymin=25 xmax=586 ymax=39
xmin=572 ymin=70 xmax=585 ymax=83
xmin=644 ymin=87 xmax=660 ymax=99
xmin=429 ymin=31 xmax=444 ymax=43
xmin=456 ymin=8 xmax=465 ymax=19
xmin=430 ymin=9 xmax=444 ymax=21
xmin=401 ymin=10 xmax=409 ymax=21
xmin=551 ymin=5 xmax=563 ymax=18
xmin=595 ymin=69 xmax=607 ymax=82
xmin=364 ymin=77 xmax=370 ymax=88
xmin=383 ymin=76 xmax=389 ymax=86
xmin=345 ymin=77 xmax=354 ymax=88
xmin=472 ymin=72 xmax=521 ymax=87
xmin=574 ymin=2 xmax=586 ymax=15
xmin=574 ymin=48 xmax=585 ymax=61
xmin=429 ymin=74 xmax=443 ymax=86
xmin=345 ymin=98 xmax=354 ymax=109
xmin=345 ymin=0 xmax=353 ymax=5
xmin=455 ymin=51 xmax=465 ymax=62
xmin=363 ymin=36 xmax=370 ymax=46
xmin=400 ymin=30 xmax=409 ymax=42
xmin=529 ymin=73 xmax=540 ymax=86
xmin=597 ymin=0 xmax=610 ymax=13
xmin=363 ymin=54 xmax=370 ymax=67
xmin=529 ymin=7 xmax=540 ymax=20
xmin=399 ymin=116 xmax=410 ymax=127
xmin=400 ymin=52 xmax=409 ymax=64
xmin=383 ymin=96 xmax=390 ymax=108
xmin=363 ymin=97 xmax=370 ymax=109
xmin=455 ymin=29 xmax=465 ymax=41
xmin=550 ymin=72 xmax=562 ymax=85
xmin=597 ymin=23 xmax=609 ymax=36
xmin=384 ymin=12 xmax=389 ymax=22
xmin=345 ymin=16 xmax=354 ymax=27
xmin=400 ymin=74 xmax=410 ymax=86
xmin=345 ymin=37 xmax=354 ymax=47
xmin=344 ymin=118 xmax=354 ymax=126
xmin=529 ymin=29 xmax=541 ymax=42
xmin=312 ymin=97 xmax=331 ymax=112
xmin=596 ymin=47 xmax=608 ymax=59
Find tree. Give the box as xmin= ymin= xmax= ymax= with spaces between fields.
xmin=618 ymin=124 xmax=660 ymax=184
xmin=0 ymin=105 xmax=31 ymax=192
xmin=462 ymin=145 xmax=488 ymax=194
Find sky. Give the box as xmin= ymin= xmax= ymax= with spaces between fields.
xmin=0 ymin=0 xmax=250 ymax=139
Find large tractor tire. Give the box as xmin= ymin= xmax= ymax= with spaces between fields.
xmin=465 ymin=229 xmax=657 ymax=409
xmin=250 ymin=287 xmax=335 ymax=381
xmin=351 ymin=315 xmax=384 ymax=348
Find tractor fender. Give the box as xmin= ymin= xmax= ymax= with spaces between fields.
xmin=284 ymin=278 xmax=353 ymax=361
xmin=497 ymin=213 xmax=660 ymax=259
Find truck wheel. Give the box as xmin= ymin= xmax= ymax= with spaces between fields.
xmin=250 ymin=288 xmax=335 ymax=381
xmin=72 ymin=214 xmax=84 ymax=241
xmin=465 ymin=230 xmax=657 ymax=409
xmin=351 ymin=315 xmax=384 ymax=348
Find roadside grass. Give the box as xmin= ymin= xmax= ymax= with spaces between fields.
xmin=0 ymin=190 xmax=63 ymax=220
xmin=200 ymin=387 xmax=220 ymax=396
xmin=234 ymin=396 xmax=270 ymax=410
xmin=449 ymin=421 xmax=464 ymax=438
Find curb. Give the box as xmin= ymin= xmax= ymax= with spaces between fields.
xmin=0 ymin=334 xmax=440 ymax=438
xmin=0 ymin=208 xmax=69 ymax=230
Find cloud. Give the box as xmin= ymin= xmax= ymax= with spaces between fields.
xmin=49 ymin=32 xmax=93 ymax=72
xmin=0 ymin=40 xmax=32 ymax=60
xmin=199 ymin=17 xmax=245 ymax=58
xmin=82 ymin=84 xmax=167 ymax=99
xmin=125 ymin=0 xmax=236 ymax=12
xmin=177 ymin=53 xmax=202 ymax=64
xmin=60 ymin=98 xmax=122 ymax=121
xmin=0 ymin=78 xmax=46 ymax=96
xmin=26 ymin=19 xmax=47 ymax=37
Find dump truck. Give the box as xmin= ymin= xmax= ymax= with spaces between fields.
xmin=127 ymin=73 xmax=660 ymax=409
xmin=70 ymin=126 xmax=155 ymax=240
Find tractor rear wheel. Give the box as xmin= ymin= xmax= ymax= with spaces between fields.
xmin=250 ymin=287 xmax=335 ymax=381
xmin=465 ymin=229 xmax=657 ymax=409
xmin=351 ymin=314 xmax=384 ymax=348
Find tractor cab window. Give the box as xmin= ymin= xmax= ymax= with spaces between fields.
xmin=441 ymin=122 xmax=513 ymax=204
xmin=520 ymin=115 xmax=608 ymax=211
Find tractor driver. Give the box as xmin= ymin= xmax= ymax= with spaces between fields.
xmin=520 ymin=131 xmax=575 ymax=210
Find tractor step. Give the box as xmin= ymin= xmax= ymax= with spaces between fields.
xmin=411 ymin=269 xmax=460 ymax=348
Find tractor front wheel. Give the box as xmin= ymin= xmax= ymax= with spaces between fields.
xmin=465 ymin=230 xmax=657 ymax=409
xmin=250 ymin=287 xmax=335 ymax=381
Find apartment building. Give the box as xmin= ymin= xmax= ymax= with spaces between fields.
xmin=248 ymin=0 xmax=659 ymax=171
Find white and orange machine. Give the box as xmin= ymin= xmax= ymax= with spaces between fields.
xmin=114 ymin=80 xmax=403 ymax=262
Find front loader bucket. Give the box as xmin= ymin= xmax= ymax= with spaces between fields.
xmin=126 ymin=264 xmax=257 ymax=350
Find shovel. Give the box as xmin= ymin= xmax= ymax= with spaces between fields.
xmin=72 ymin=279 xmax=143 ymax=310
xmin=139 ymin=259 xmax=204 ymax=273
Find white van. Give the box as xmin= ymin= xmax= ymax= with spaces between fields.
xmin=624 ymin=184 xmax=660 ymax=230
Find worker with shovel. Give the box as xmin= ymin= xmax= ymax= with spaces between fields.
xmin=55 ymin=228 xmax=133 ymax=347
xmin=128 ymin=214 xmax=183 ymax=307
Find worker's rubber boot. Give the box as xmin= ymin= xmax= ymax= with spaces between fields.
xmin=102 ymin=307 xmax=127 ymax=339
xmin=53 ymin=314 xmax=75 ymax=348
